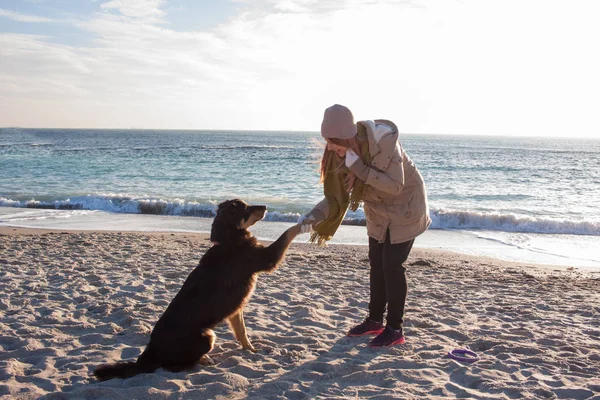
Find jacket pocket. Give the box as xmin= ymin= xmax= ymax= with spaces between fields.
xmin=387 ymin=190 xmax=424 ymax=226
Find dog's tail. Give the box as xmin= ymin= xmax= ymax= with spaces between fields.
xmin=94 ymin=347 xmax=160 ymax=381
xmin=94 ymin=361 xmax=151 ymax=381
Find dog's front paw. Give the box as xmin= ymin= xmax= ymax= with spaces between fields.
xmin=243 ymin=343 xmax=257 ymax=353
xmin=288 ymin=224 xmax=302 ymax=238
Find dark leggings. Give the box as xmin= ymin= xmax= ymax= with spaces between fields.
xmin=368 ymin=230 xmax=414 ymax=330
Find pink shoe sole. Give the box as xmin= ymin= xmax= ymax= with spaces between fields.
xmin=347 ymin=328 xmax=385 ymax=337
xmin=368 ymin=336 xmax=406 ymax=348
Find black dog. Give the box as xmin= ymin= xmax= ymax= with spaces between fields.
xmin=94 ymin=199 xmax=301 ymax=381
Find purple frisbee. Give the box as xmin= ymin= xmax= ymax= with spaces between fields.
xmin=447 ymin=348 xmax=479 ymax=362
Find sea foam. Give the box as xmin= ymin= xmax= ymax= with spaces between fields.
xmin=2 ymin=195 xmax=598 ymax=236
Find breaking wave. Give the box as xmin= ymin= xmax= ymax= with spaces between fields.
xmin=1 ymin=195 xmax=598 ymax=236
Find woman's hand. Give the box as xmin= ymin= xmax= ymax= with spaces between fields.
xmin=297 ymin=214 xmax=315 ymax=234
xmin=345 ymin=149 xmax=360 ymax=167
xmin=345 ymin=149 xmax=369 ymax=182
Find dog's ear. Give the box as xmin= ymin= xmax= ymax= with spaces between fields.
xmin=211 ymin=199 xmax=248 ymax=242
xmin=211 ymin=202 xmax=230 ymax=242
xmin=210 ymin=214 xmax=227 ymax=243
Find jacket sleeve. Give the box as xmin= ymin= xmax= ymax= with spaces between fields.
xmin=348 ymin=147 xmax=405 ymax=195
xmin=309 ymin=197 xmax=329 ymax=223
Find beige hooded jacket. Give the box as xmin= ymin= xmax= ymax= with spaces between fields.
xmin=310 ymin=119 xmax=431 ymax=244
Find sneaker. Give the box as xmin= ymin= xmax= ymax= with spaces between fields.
xmin=368 ymin=326 xmax=406 ymax=347
xmin=347 ymin=319 xmax=384 ymax=337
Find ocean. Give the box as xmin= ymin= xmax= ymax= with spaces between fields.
xmin=1 ymin=128 xmax=599 ymax=268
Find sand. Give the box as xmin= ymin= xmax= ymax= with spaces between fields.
xmin=1 ymin=226 xmax=599 ymax=399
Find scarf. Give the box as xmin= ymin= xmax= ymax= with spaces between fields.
xmin=309 ymin=126 xmax=371 ymax=246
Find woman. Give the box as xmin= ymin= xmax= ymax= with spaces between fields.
xmin=298 ymin=104 xmax=431 ymax=347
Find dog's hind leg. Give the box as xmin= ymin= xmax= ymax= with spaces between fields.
xmin=199 ymin=328 xmax=216 ymax=359
xmin=161 ymin=329 xmax=216 ymax=372
xmin=199 ymin=355 xmax=215 ymax=365
xmin=228 ymin=311 xmax=256 ymax=352
xmin=197 ymin=329 xmax=216 ymax=365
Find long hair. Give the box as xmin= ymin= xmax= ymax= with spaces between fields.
xmin=319 ymin=124 xmax=365 ymax=191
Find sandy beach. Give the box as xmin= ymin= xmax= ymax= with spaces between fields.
xmin=1 ymin=226 xmax=599 ymax=399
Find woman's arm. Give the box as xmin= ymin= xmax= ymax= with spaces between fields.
xmin=309 ymin=199 xmax=328 ymax=223
xmin=297 ymin=199 xmax=327 ymax=227
xmin=346 ymin=148 xmax=405 ymax=195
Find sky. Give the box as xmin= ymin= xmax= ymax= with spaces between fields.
xmin=0 ymin=0 xmax=599 ymax=137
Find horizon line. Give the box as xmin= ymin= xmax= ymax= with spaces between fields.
xmin=0 ymin=126 xmax=597 ymax=140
